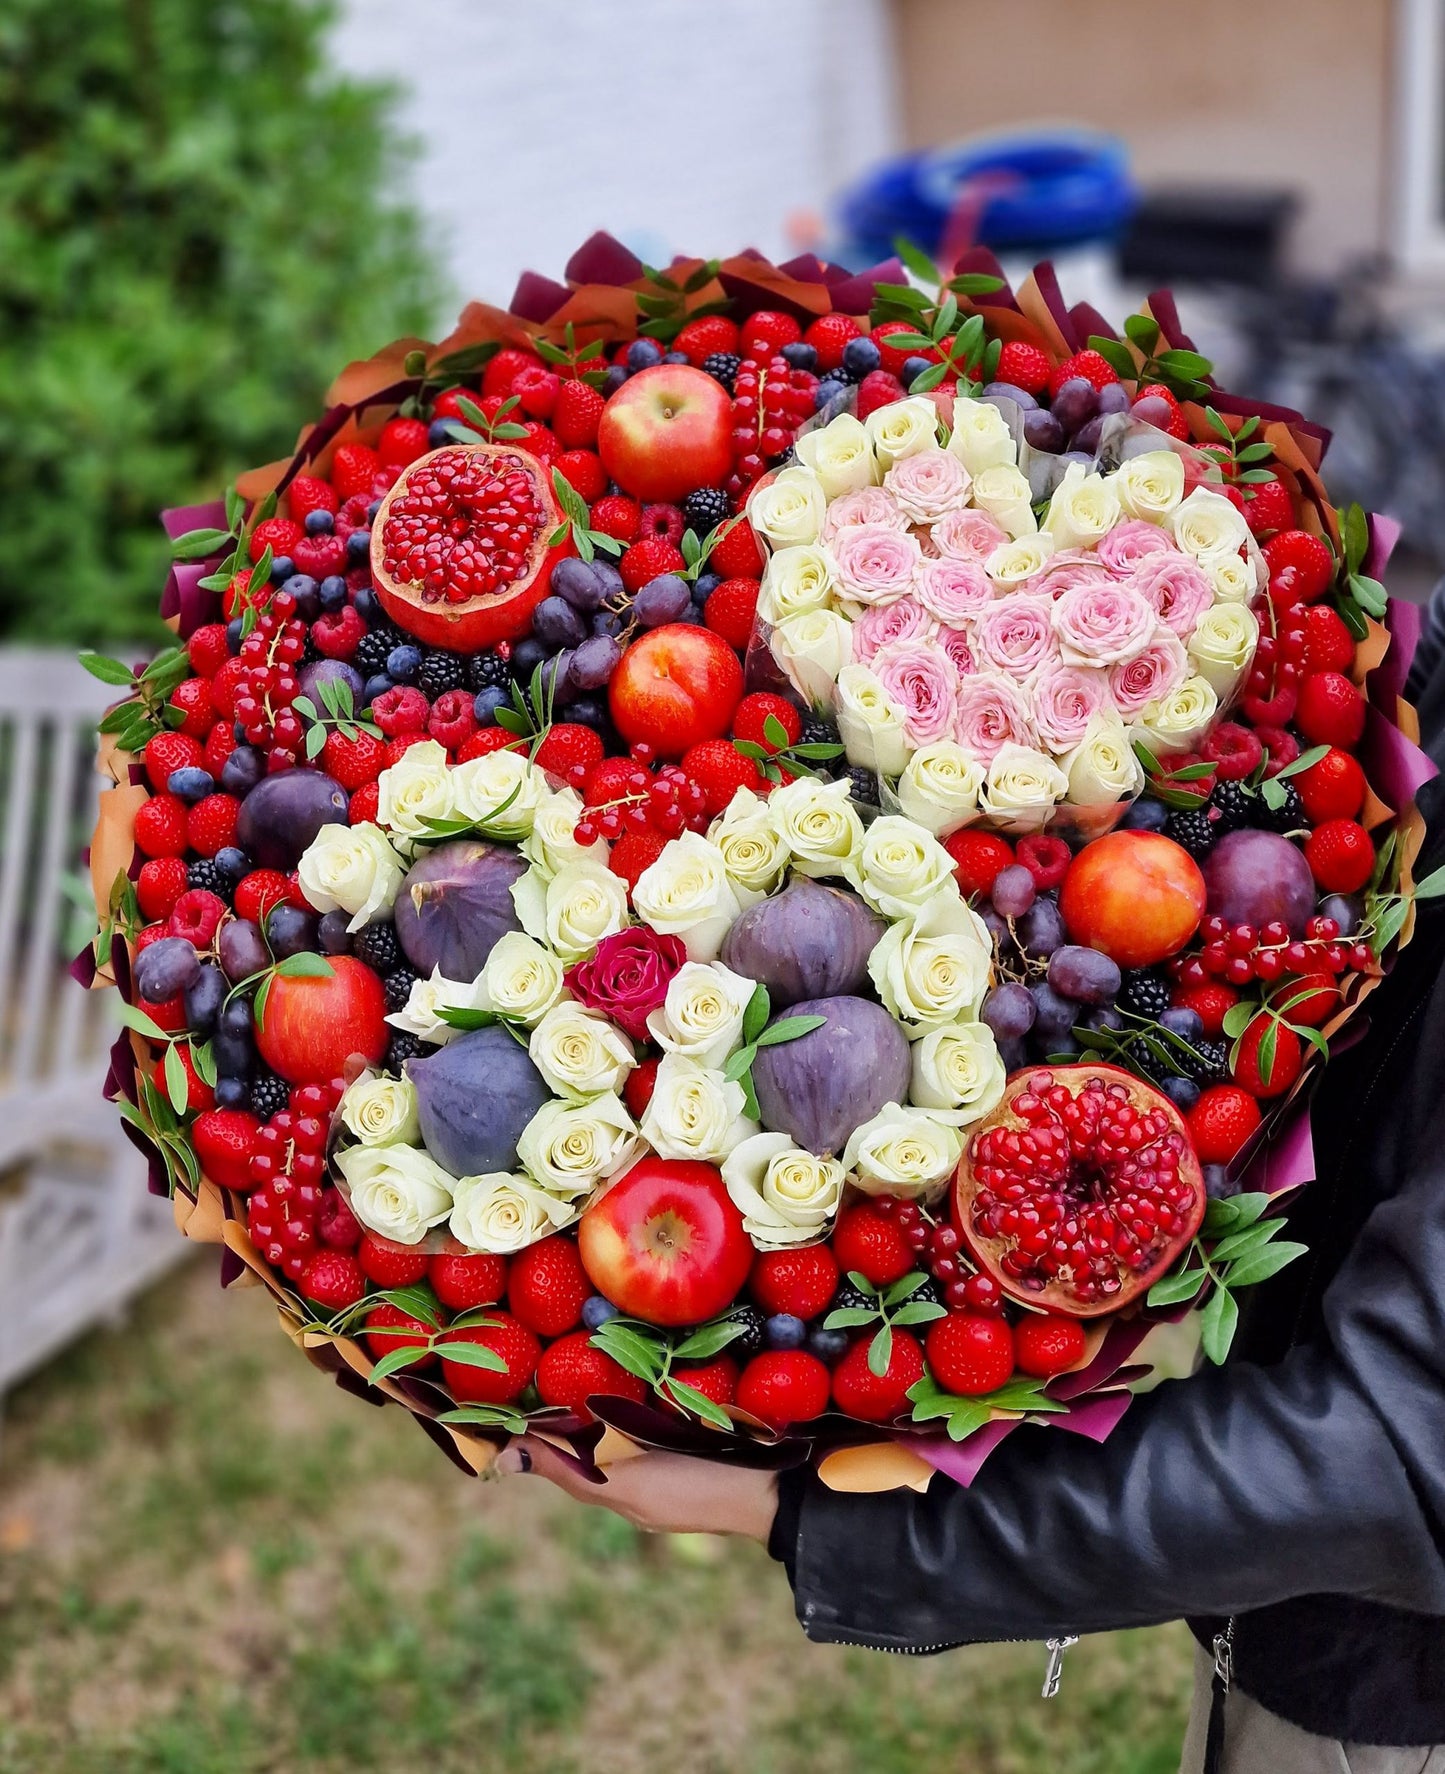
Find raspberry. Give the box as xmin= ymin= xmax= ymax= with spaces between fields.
xmin=512 ymin=365 xmax=560 ymax=419
xmin=675 ymin=315 xmax=742 ymax=365
xmin=1254 ymin=725 xmax=1301 ymax=776
xmin=640 ymin=502 xmax=685 ymax=546
xmin=311 ymin=605 xmax=366 ymax=660
xmin=137 ymin=856 xmax=190 ymax=922
xmin=186 ymin=793 xmax=240 ymax=857
xmin=1233 ymin=1016 xmax=1302 ymax=1098
xmin=1263 ymin=530 xmax=1335 ymax=604
xmin=536 ymin=1331 xmax=648 ymax=1414
xmin=378 ymin=415 xmax=431 ymax=468
xmin=854 ymin=368 xmax=907 ymax=420
xmin=555 ymin=449 xmax=607 ymax=503
xmin=1013 ymin=1315 xmax=1087 ymax=1379
xmin=534 ymin=723 xmax=604 ymax=785
xmin=348 ymin=781 xmax=380 ymax=824
xmin=134 ymin=794 xmax=189 ymax=858
xmin=1200 ymin=722 xmax=1264 ymax=780
xmin=1048 ymin=349 xmax=1121 ymax=399
xmin=1243 ymin=476 xmax=1295 ymax=538
xmin=943 ymin=829 xmax=1014 ymax=898
xmin=1304 ymin=818 xmax=1374 ymax=894
xmin=1134 ymin=381 xmax=1189 ymax=440
xmin=870 ymin=320 xmax=926 ymax=378
xmin=622 ymin=1055 xmax=660 ymax=1119
xmin=249 ymin=517 xmax=302 ymax=564
xmin=803 ymin=313 xmax=863 ymax=371
xmin=144 ymin=730 xmax=203 ymax=792
xmin=740 ymin=310 xmax=801 ymax=360
xmin=681 ymin=739 xmax=765 ymax=816
xmin=1015 ymin=833 xmax=1070 ymax=891
xmin=708 ymin=517 xmax=764 ymax=580
xmin=331 ymin=444 xmax=384 ymax=500
xmin=831 ymin=1328 xmax=924 ymax=1422
xmin=321 ymin=727 xmax=386 ymax=789
xmin=925 ymin=1314 xmax=1015 ymax=1395
xmin=552 ymin=380 xmax=606 ymax=449
xmin=301 ymin=1249 xmax=366 ymax=1310
xmin=186 ymin=623 xmax=231 ymax=678
xmin=1188 ymin=1085 xmax=1262 ymax=1161
xmin=996 ymin=340 xmax=1052 ymax=395
xmin=735 ymin=1350 xmax=831 ymax=1430
xmin=439 ymin=1311 xmax=539 ymax=1405
xmin=285 ymin=474 xmax=339 ymax=523
xmin=317 ymin=1187 xmax=361 ymax=1249
xmin=169 ymin=676 xmax=214 ymax=738
xmin=426 ymin=688 xmax=477 ymax=750
xmin=1302 ymin=605 xmax=1356 ymax=675
xmin=364 ymin=1305 xmax=438 ymax=1369
xmin=590 ymin=494 xmax=641 ymax=544
xmin=1296 ymin=671 xmax=1365 ymax=748
xmin=482 ymin=347 xmax=544 ymax=400
xmin=507 ymin=1235 xmax=590 ymax=1337
xmin=607 ymin=829 xmax=668 ymax=891
xmin=430 ymin=1251 xmax=507 ymax=1311
xmin=371 ymin=684 xmax=430 ymax=736
xmin=292 ymin=533 xmax=347 ymax=580
xmin=620 ymin=535 xmax=686 ymax=593
xmin=169 ymin=888 xmax=226 ymax=946
xmin=750 ymin=1245 xmax=838 ymax=1320
xmin=191 ymin=1109 xmax=261 ymax=1190
xmin=732 ymin=692 xmax=801 ymax=752
xmin=831 ymin=1202 xmax=913 ymax=1288
xmin=1295 ymin=748 xmax=1366 ymax=824
xmin=235 ymin=869 xmax=293 ymax=924
xmin=702 ymin=577 xmax=760 ymax=650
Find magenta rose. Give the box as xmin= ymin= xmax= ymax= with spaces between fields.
xmin=874 ymin=639 xmax=958 ymax=745
xmin=1052 ymin=580 xmax=1158 ymax=667
xmin=930 ymin=506 xmax=1008 ymax=563
xmin=832 ymin=523 xmax=923 ymax=606
xmin=1027 ymin=548 xmax=1113 ymax=600
xmin=1108 ymin=629 xmax=1190 ymax=718
xmin=952 ymin=672 xmax=1038 ymax=764
xmin=1030 ymin=662 xmax=1111 ymax=751
xmin=973 ymin=593 xmax=1059 ymax=681
xmin=1098 ymin=518 xmax=1178 ymax=578
xmin=821 ymin=485 xmax=907 ymax=541
xmin=564 ymin=927 xmax=688 ymax=1043
xmin=937 ymin=625 xmax=977 ymax=681
xmin=1128 ymin=552 xmax=1214 ymax=638
xmin=853 ymin=594 xmax=936 ymax=665
xmin=884 ymin=447 xmax=970 ymax=523
xmin=915 ymin=554 xmax=994 ymax=625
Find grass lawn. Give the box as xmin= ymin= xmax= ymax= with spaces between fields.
xmin=0 ymin=1258 xmax=1192 ymax=1774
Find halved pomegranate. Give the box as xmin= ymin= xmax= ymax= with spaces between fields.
xmin=954 ymin=1064 xmax=1205 ymax=1318
xmin=370 ymin=443 xmax=569 ymax=650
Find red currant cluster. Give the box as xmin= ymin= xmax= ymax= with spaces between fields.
xmin=245 ymin=1081 xmax=344 ymax=1282
xmin=232 ymin=587 xmax=309 ymax=769
xmin=726 ymin=355 xmax=818 ymax=501
xmin=573 ymin=742 xmax=708 ymax=845
xmin=869 ymin=1197 xmax=1007 ymax=1316
xmin=1174 ymin=914 xmax=1372 ymax=990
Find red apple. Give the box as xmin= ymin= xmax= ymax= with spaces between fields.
xmin=609 ymin=623 xmax=744 ymax=756
xmin=597 ymin=364 xmax=733 ymax=502
xmin=255 ymin=954 xmax=388 ymax=1084
xmin=577 ymin=1157 xmax=753 ymax=1327
xmin=1059 ymin=830 xmax=1206 ymax=967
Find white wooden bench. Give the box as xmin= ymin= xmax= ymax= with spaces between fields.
xmin=0 ymin=649 xmax=182 ymax=1426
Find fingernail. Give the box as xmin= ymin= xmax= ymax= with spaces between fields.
xmin=496 ymin=1446 xmax=531 ymax=1476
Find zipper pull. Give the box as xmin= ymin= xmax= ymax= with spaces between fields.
xmin=1203 ymin=1618 xmax=1235 ymax=1774
xmin=1041 ymin=1635 xmax=1078 ymax=1699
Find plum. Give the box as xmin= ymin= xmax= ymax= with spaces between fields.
xmin=408 ymin=1026 xmax=551 ymax=1175
xmin=394 ymin=839 xmax=526 ymax=982
xmin=751 ymin=995 xmax=911 ymax=1156
xmin=721 ymin=879 xmax=884 ymax=1007
xmin=1203 ymin=830 xmax=1316 ymax=936
xmin=236 ymin=770 xmax=349 ymax=869
xmin=298 ymin=658 xmax=365 ymax=708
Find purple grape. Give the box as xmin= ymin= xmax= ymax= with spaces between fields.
xmin=317 ymin=910 xmax=354 ymax=955
xmin=1319 ymin=894 xmax=1362 ymax=937
xmin=1159 ymin=1005 xmax=1204 ymax=1043
xmin=1051 ymin=377 xmax=1098 ymax=431
xmin=532 ymin=596 xmax=586 ymax=648
xmin=1130 ymin=394 xmax=1175 ymax=431
xmin=1047 ymin=944 xmax=1122 ymax=1005
xmin=1163 ymin=1075 xmax=1201 ymax=1112
xmin=265 ymin=904 xmax=318 ymax=960
xmin=593 ymin=561 xmax=624 ymax=601
xmin=218 ymin=919 xmax=270 ymax=983
xmin=1071 ymin=415 xmax=1105 ymax=455
xmin=134 ymin=937 xmax=201 ymax=1004
xmin=550 ymin=557 xmax=607 ymax=613
xmin=1060 ymin=451 xmax=1094 ymax=471
xmin=569 ymin=634 xmax=622 ymax=690
xmin=980 ymin=906 xmax=1016 ymax=957
xmin=998 ymin=1037 xmax=1029 ymax=1072
xmin=591 ymin=607 xmax=625 ymax=638
xmin=981 ymin=982 xmax=1036 ymax=1041
xmin=1096 ymin=382 xmax=1131 ymax=416
xmin=1023 ymin=408 xmax=1065 ymax=454
xmin=1042 ymin=1032 xmax=1082 ymax=1060
xmin=634 ymin=574 xmax=691 ymax=627
xmin=183 ymin=962 xmax=226 ymax=1033
xmin=1204 ymin=1163 xmax=1239 ymax=1200
xmin=1086 ymin=1005 xmax=1125 ymax=1033
xmin=981 ymin=382 xmax=1038 ymax=411
xmin=220 ymin=746 xmax=264 ymax=797
xmin=1031 ymin=980 xmax=1077 ymax=1041
xmin=1017 ymin=896 xmax=1065 ymax=959
xmin=991 ymin=864 xmax=1036 ymax=918
xmin=540 ymin=651 xmax=576 ymax=705
xmin=1122 ymin=797 xmax=1169 ymax=833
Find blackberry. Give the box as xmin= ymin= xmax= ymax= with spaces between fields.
xmin=417 ymin=648 xmax=467 ymax=699
xmin=682 ymin=487 xmax=731 ymax=534
xmin=831 ymin=1279 xmax=875 ymax=1315
xmin=249 ymin=1069 xmax=290 ymax=1120
xmin=187 ymin=858 xmax=227 ymax=896
xmin=1119 ymin=968 xmax=1172 ymax=1019
xmin=701 ymin=351 xmax=741 ymax=393
xmin=1190 ymin=1038 xmax=1230 ymax=1082
xmin=465 ymin=649 xmax=511 ymax=692
xmin=353 ymin=622 xmax=405 ymax=679
xmin=1210 ymin=779 xmax=1258 ymax=834
xmin=383 ymin=966 xmax=418 ymax=1013
xmin=800 ymin=710 xmax=841 ymax=748
xmin=728 ymin=1303 xmax=767 ymax=1361
xmin=1163 ymin=805 xmax=1216 ymax=860
xmin=848 ymin=766 xmax=880 ymax=805
xmin=385 ymin=1030 xmax=426 ymax=1070
xmin=353 ymin=920 xmax=401 ymax=975
xmin=1263 ymin=782 xmax=1305 ymax=834
xmin=907 ymin=1276 xmax=943 ymax=1308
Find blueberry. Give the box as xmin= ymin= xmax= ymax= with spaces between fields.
xmin=1159 ymin=1006 xmax=1204 ymax=1044
xmin=602 ymin=364 xmax=629 ymax=397
xmin=354 ymin=586 xmax=382 ymax=623
xmin=1204 ymin=1162 xmax=1240 ymax=1200
xmin=814 ymin=374 xmax=849 ymax=411
xmin=511 ymin=636 xmax=546 ymax=677
xmin=386 ymin=644 xmax=421 ymax=682
xmin=1163 ymin=1074 xmax=1201 ymax=1112
xmin=363 ymin=673 xmax=393 ymax=707
xmin=902 ymin=354 xmax=933 ymax=387
xmin=566 ymin=695 xmax=606 ymax=729
xmin=693 ymin=571 xmax=721 ymax=603
xmin=626 ymin=338 xmax=662 ymax=372
xmin=303 ymin=508 xmax=334 ymax=536
xmin=765 ymin=1312 xmax=807 ymax=1351
xmin=661 ymin=350 xmax=688 ymax=364
xmin=581 ymin=1295 xmax=619 ymax=1330
xmin=282 ymin=573 xmax=320 ymax=620
xmin=317 ymin=574 xmax=349 ymax=613
xmin=346 ymin=529 xmax=371 ymax=564
xmin=317 ymin=910 xmax=354 ymax=955
xmin=365 ymin=498 xmax=383 ymax=522
xmin=842 ymin=336 xmax=881 ymax=379
xmin=220 ymin=746 xmax=263 ymax=796
xmin=225 ymin=617 xmax=245 ymax=655
xmin=213 ymin=1026 xmax=254 ymax=1080
xmin=428 ymin=417 xmax=452 ymax=448
xmin=472 ymin=685 xmax=508 ymax=725
xmin=213 ymin=1076 xmax=250 ymax=1109
xmin=167 ymin=766 xmax=214 ymax=804
xmin=212 ymin=846 xmax=250 ymax=885
xmin=807 ymin=1326 xmax=849 ymax=1366
xmin=1121 ymin=797 xmax=1169 ymax=833
xmin=269 ymin=554 xmax=294 ymax=583
xmin=780 ymin=341 xmax=818 ymax=372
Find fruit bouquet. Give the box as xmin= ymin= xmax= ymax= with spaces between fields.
xmin=77 ymin=233 xmax=1438 ymax=1490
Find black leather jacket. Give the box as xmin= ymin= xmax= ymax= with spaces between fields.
xmin=771 ymin=748 xmax=1445 ymax=1747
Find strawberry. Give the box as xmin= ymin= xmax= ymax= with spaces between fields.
xmin=675 ymin=315 xmax=742 ymax=365
xmin=831 ymin=1202 xmax=913 ymax=1288
xmin=317 ymin=1188 xmax=361 ymax=1249
xmin=855 ymin=368 xmax=907 ymax=421
xmin=1294 ymin=747 xmax=1365 ymax=824
xmin=1013 ymin=1315 xmax=1087 ymax=1379
xmin=870 ymin=320 xmax=926 ymax=377
xmin=134 ymin=794 xmax=189 ymax=858
xmin=1242 ymin=475 xmax=1295 ymax=538
xmin=703 ymin=576 xmax=760 ymax=650
xmin=234 ymin=869 xmax=293 ymax=924
xmin=330 ymin=443 xmax=384 ymax=502
xmin=203 ymin=720 xmax=236 ymax=777
xmin=520 ymin=420 xmax=559 ymax=463
xmin=455 ymin=727 xmax=523 ymax=763
xmin=1170 ymin=981 xmax=1238 ymax=1038
xmin=943 ymin=829 xmax=1014 ymax=898
xmin=1134 ymin=381 xmax=1189 ymax=439
xmin=169 ymin=676 xmax=214 ymax=738
xmin=1233 ymin=1017 xmax=1302 ymax=1099
xmin=590 ymin=494 xmax=641 ymax=544
xmin=430 ymin=1251 xmax=507 ymax=1311
xmin=1304 ymin=818 xmax=1374 ymax=894
xmin=482 ymin=347 xmax=544 ymax=400
xmin=708 ymin=518 xmax=764 ymax=580
xmin=831 ymin=1327 xmax=924 ymax=1422
xmin=249 ymin=516 xmax=302 ymax=564
xmin=622 ymin=1054 xmax=660 ymax=1119
xmin=583 ymin=755 xmax=645 ymax=806
xmin=803 ymin=313 xmax=862 ymax=372
xmin=364 ymin=1304 xmax=437 ymax=1369
xmin=1048 ymin=348 xmax=1121 ymax=399
xmin=431 ymin=386 xmax=481 ymax=421
xmin=506 ymin=1235 xmax=590 ymax=1338
xmin=1282 ymin=970 xmax=1341 ymax=1027
xmin=186 ymin=623 xmax=231 ymax=679
xmin=1188 ymin=1086 xmax=1261 ymax=1162
xmin=750 ymin=1245 xmax=838 ymax=1320
xmin=1296 ymin=671 xmax=1365 ymax=748
xmin=301 ymin=1249 xmax=366 ymax=1310
xmin=672 ymin=1355 xmax=739 ymax=1409
xmin=440 ymin=1311 xmax=539 ymax=1404
xmin=996 ymin=340 xmax=1051 ymax=395
xmin=924 ymin=1314 xmax=1015 ymax=1395
xmin=607 ymin=829 xmax=668 ymax=891
xmin=740 ymin=310 xmax=801 ymax=360
xmin=151 ymin=1045 xmax=214 ymax=1114
xmin=191 ymin=1109 xmax=260 ymax=1189
xmin=1263 ymin=530 xmax=1334 ymax=604
xmin=681 ymin=739 xmax=764 ymax=816
xmin=1302 ymin=604 xmax=1356 ymax=675
xmin=137 ymin=856 xmax=190 ymax=922
xmin=555 ymin=449 xmax=607 ymax=503
xmin=535 ymin=1331 xmax=647 ymax=1413
xmin=378 ymin=415 xmax=431 ymax=467
xmin=384 ymin=732 xmax=432 ymax=769
xmin=736 ymin=1350 xmax=831 ymax=1429
xmin=349 ymin=781 xmax=380 ymax=824
xmin=186 ymin=793 xmax=240 ymax=858
xmin=286 ymin=474 xmax=339 ymax=522
xmin=357 ymin=1233 xmax=429 ymax=1289
xmin=534 ymin=723 xmax=605 ymax=786
xmin=732 ymin=692 xmax=801 ymax=752
xmin=321 ymin=728 xmax=386 ymax=789
xmin=620 ymin=535 xmax=686 ymax=593
xmin=144 ymin=730 xmax=203 ymax=792
xmin=552 ymin=380 xmax=606 ymax=449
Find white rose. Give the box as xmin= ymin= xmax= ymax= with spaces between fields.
xmin=768 ymin=776 xmax=864 ymax=882
xmin=475 ymin=931 xmax=565 ymax=1027
xmin=376 ymin=740 xmax=456 ymax=841
xmin=1110 ymin=449 xmax=1186 ymax=522
xmin=864 ymin=393 xmax=940 ymax=467
xmin=516 ymin=1092 xmax=641 ymax=1196
xmin=450 ymin=747 xmax=545 ymax=840
xmin=512 ymin=862 xmax=630 ymax=963
xmin=896 ymin=740 xmax=985 ymax=837
xmin=757 ymin=543 xmax=838 ymax=626
xmin=909 ymin=1022 xmax=1006 ymax=1123
xmin=523 ymin=786 xmax=597 ymax=879
xmin=339 ymin=1073 xmax=420 ymax=1147
xmin=1135 ymin=675 xmax=1220 ymax=756
xmin=1199 ymin=548 xmax=1258 ymax=603
xmin=1170 ymin=486 xmax=1249 ymax=561
xmin=721 ymin=1132 xmax=844 ymax=1249
xmin=640 ymin=1054 xmax=758 ymax=1164
xmin=529 ymin=1002 xmax=635 ymax=1101
xmin=868 ymin=893 xmax=992 ymax=1034
xmin=793 ymin=413 xmax=879 ymax=498
xmin=646 ymin=961 xmax=756 ymax=1068
xmin=1061 ymin=714 xmax=1144 ymax=807
xmin=769 ymin=608 xmax=854 ymax=707
xmin=449 ymin=1171 xmax=578 ymax=1254
xmin=386 ymin=966 xmax=490 ymax=1044
xmin=970 ymin=463 xmax=1037 ymax=537
xmin=947 ymin=396 xmax=1019 ymax=475
xmin=632 ymin=831 xmax=742 ymax=962
xmin=835 ymin=663 xmax=910 ymax=780
xmin=336 ymin=1142 xmax=453 ymax=1243
xmin=1188 ymin=602 xmax=1260 ymax=700
xmin=857 ymin=813 xmax=961 ymax=921
xmin=841 ymin=1104 xmax=963 ymax=1203
xmin=980 ymin=744 xmax=1069 ymax=830
xmin=298 ymin=822 xmax=404 ymax=933
xmin=708 ymin=788 xmax=791 ymax=905
xmin=1042 ymin=462 xmax=1122 ymax=552
xmin=749 ymin=465 xmax=826 ymax=547
xmin=985 ymin=533 xmax=1055 ymax=589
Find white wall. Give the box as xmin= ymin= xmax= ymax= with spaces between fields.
xmin=330 ymin=0 xmax=899 ymax=320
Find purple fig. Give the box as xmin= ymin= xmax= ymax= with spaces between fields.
xmin=394 ymin=839 xmax=526 ymax=982
xmin=1203 ymin=830 xmax=1316 ymax=936
xmin=751 ymin=995 xmax=911 ymax=1156
xmin=407 ymin=1026 xmax=551 ymax=1176
xmin=720 ymin=879 xmax=884 ymax=1007
xmin=236 ymin=770 xmax=349 ymax=869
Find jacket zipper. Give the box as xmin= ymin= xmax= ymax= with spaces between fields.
xmin=863 ymin=1632 xmax=1080 ymax=1696
xmin=1202 ymin=1617 xmax=1235 ymax=1774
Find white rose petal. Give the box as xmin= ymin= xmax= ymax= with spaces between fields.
xmin=768 ymin=776 xmax=864 ymax=883
xmin=449 ymin=1171 xmax=579 ymax=1254
xmin=1188 ymin=602 xmax=1260 ymax=700
xmin=1060 ymin=714 xmax=1144 ymax=808
xmin=516 ymin=1093 xmax=641 ymax=1196
xmin=646 ymin=961 xmax=757 ymax=1069
xmin=947 ymin=396 xmax=1019 ymax=475
xmin=749 ymin=465 xmax=827 ymax=547
xmin=769 ymin=607 xmax=854 ymax=707
xmin=1199 ymin=548 xmax=1259 ymax=603
xmin=1170 ymin=486 xmax=1250 ymax=561
xmin=336 ymin=1142 xmax=454 ymax=1243
xmin=757 ymin=543 xmax=838 ymax=626
xmin=708 ymin=788 xmax=792 ymax=905
xmin=857 ymin=813 xmax=961 ymax=921
xmin=376 ymin=740 xmax=456 ymax=840
xmin=298 ymin=822 xmax=405 ymax=933
xmin=450 ymin=747 xmax=545 ymax=840
xmin=339 ymin=1073 xmax=420 ymax=1147
xmin=1134 ymin=675 xmax=1221 ymax=756
xmin=631 ymin=831 xmax=742 ymax=962
xmin=529 ymin=1002 xmax=636 ymax=1102
xmin=980 ymin=743 xmax=1070 ymax=831
xmin=895 ymin=739 xmax=985 ymax=837
xmin=640 ymin=1054 xmax=758 ymax=1164
xmin=1110 ymin=449 xmax=1186 ymax=522
xmin=868 ymin=894 xmax=993 ymax=1035
xmin=970 ymin=463 xmax=1037 ymax=537
xmin=523 ymin=786 xmax=598 ymax=879
xmin=835 ymin=663 xmax=910 ymax=780
xmin=793 ymin=413 xmax=880 ymax=498
xmin=909 ymin=1022 xmax=1006 ymax=1123
xmin=512 ymin=862 xmax=630 ymax=963
xmin=864 ymin=394 xmax=940 ymax=467
xmin=1042 ymin=463 xmax=1122 ymax=552
xmin=721 ymin=1131 xmax=844 ymax=1249
xmin=386 ymin=966 xmax=490 ymax=1043
xmin=841 ymin=1104 xmax=963 ymax=1203
xmin=475 ymin=931 xmax=565 ymax=1028
xmin=985 ymin=533 xmax=1056 ymax=589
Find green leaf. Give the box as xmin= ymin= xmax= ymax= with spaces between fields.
xmin=589 ymin=1322 xmax=665 ymax=1384
xmin=1155 ymin=348 xmax=1212 ymax=377
xmin=304 ymin=724 xmax=327 ymax=760
xmin=754 ymin=1014 xmax=826 ymax=1047
xmin=371 ymin=1285 xmax=442 ymax=1329
xmin=437 ymin=1404 xmax=530 ymax=1433
xmin=741 ymin=983 xmax=771 ymax=1047
xmin=823 ymin=1306 xmax=879 ymax=1330
xmin=367 ymin=1345 xmax=430 ymax=1385
xmin=1131 ymin=738 xmax=1163 ymax=776
xmin=1200 ymin=1286 xmax=1240 ymax=1365
xmin=435 ymin=1341 xmax=507 ymax=1374
xmin=163 ymin=1041 xmax=190 ymax=1114
xmin=867 ymin=1322 xmax=894 ymax=1377
xmin=79 ymin=651 xmax=136 ymax=687
xmin=1342 ymin=503 xmax=1370 ymax=575
xmin=1334 ymin=591 xmax=1370 ymax=641
xmin=893 ymin=234 xmax=941 ymax=285
xmin=274 ymin=953 xmax=333 ymax=980
xmin=1256 ymin=1020 xmax=1279 ymax=1088
xmin=170 ymin=527 xmax=234 ymax=560
xmin=1224 ymin=1240 xmax=1308 ymax=1289
xmin=892 ymin=1300 xmax=947 ymax=1326
xmin=1206 ymin=1220 xmax=1281 ymax=1265
xmin=761 ymin=713 xmax=791 ymax=752
xmin=189 ymin=1040 xmax=217 ymax=1088
xmin=722 ymin=1046 xmax=756 ymax=1086
xmin=790 ymin=742 xmax=845 ymax=760
xmin=881 ymin=1271 xmax=928 ymax=1307
xmin=1203 ymin=1192 xmax=1270 ymax=1235
xmin=1220 ymin=1001 xmax=1255 ymax=1042
xmin=1413 ymin=863 xmax=1445 ymax=901
xmin=1348 ymin=573 xmax=1388 ymax=618
xmin=662 ymin=1378 xmax=733 ymax=1430
xmin=672 ymin=1319 xmax=746 ymax=1362
xmin=948 ymin=272 xmax=1006 ymax=297
xmin=435 ymin=1006 xmax=500 ymax=1031
xmin=1086 ymin=335 xmax=1136 ymax=381
xmin=117 ymin=1002 xmax=170 ymax=1042
xmin=1146 ymin=1267 xmax=1209 ymax=1307
xmin=1123 ymin=313 xmax=1161 ymax=353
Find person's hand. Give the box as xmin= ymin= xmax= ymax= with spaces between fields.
xmin=496 ymin=1437 xmax=780 ymax=1544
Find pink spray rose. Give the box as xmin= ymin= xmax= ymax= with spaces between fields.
xmin=952 ymin=672 xmax=1039 ymax=764
xmin=873 ymin=640 xmax=958 ymax=746
xmin=1030 ymin=662 xmax=1111 ymax=751
xmin=883 ymin=447 xmax=971 ymax=523
xmin=915 ymin=554 xmax=995 ymax=624
xmin=1128 ymin=551 xmax=1215 ymax=638
xmin=1098 ymin=518 xmax=1179 ymax=578
xmin=1108 ymin=628 xmax=1190 ymax=718
xmin=930 ymin=506 xmax=1008 ymax=563
xmin=1052 ymin=580 xmax=1158 ymax=667
xmin=852 ymin=595 xmax=937 ymax=665
xmin=972 ymin=594 xmax=1060 ymax=681
xmin=821 ymin=486 xmax=907 ymax=541
xmin=937 ymin=626 xmax=977 ymax=681
xmin=831 ymin=523 xmax=923 ymax=606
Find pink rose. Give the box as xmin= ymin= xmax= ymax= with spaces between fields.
xmin=853 ymin=595 xmax=937 ymax=665
xmin=831 ymin=523 xmax=923 ymax=606
xmin=564 ymin=927 xmax=688 ymax=1043
xmin=883 ymin=447 xmax=970 ymax=523
xmin=952 ymin=672 xmax=1038 ymax=764
xmin=931 ymin=507 xmax=1008 ymax=563
xmin=973 ymin=594 xmax=1059 ymax=681
xmin=937 ymin=626 xmax=977 ymax=680
xmin=1108 ymin=629 xmax=1190 ymax=718
xmin=821 ymin=486 xmax=907 ymax=541
xmin=1128 ymin=552 xmax=1214 ymax=638
xmin=1052 ymin=581 xmax=1158 ymax=667
xmin=915 ymin=555 xmax=994 ymax=624
xmin=1027 ymin=548 xmax=1113 ymax=600
xmin=874 ymin=640 xmax=958 ymax=746
xmin=1030 ymin=662 xmax=1111 ymax=751
xmin=1098 ymin=519 xmax=1178 ymax=578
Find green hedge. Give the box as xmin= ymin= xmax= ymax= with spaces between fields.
xmin=0 ymin=0 xmax=441 ymax=646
